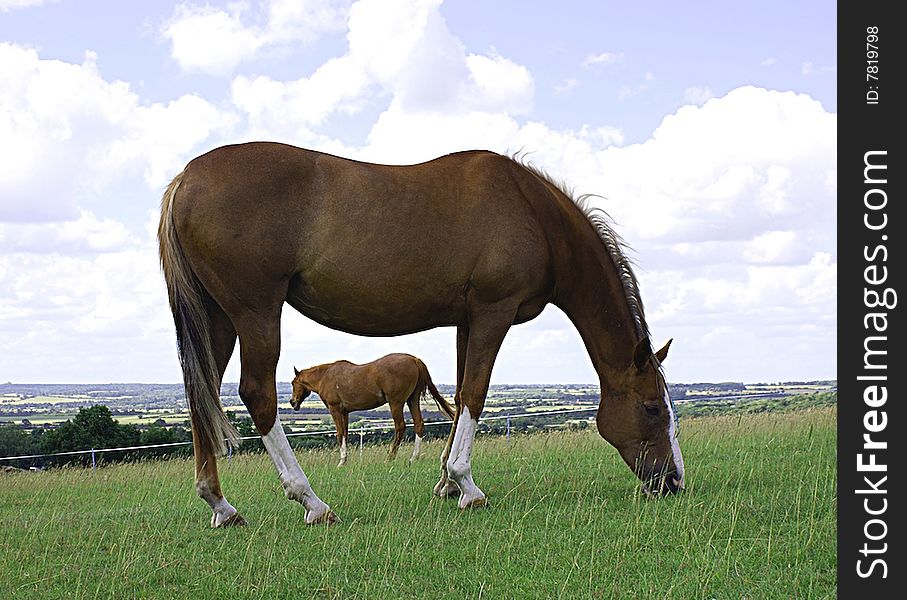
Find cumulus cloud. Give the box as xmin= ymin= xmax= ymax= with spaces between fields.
xmin=0 ymin=210 xmax=175 ymax=381
xmin=229 ymin=0 xmax=533 ymax=140
xmin=162 ymin=0 xmax=351 ymax=75
xmin=0 ymin=43 xmax=237 ymax=223
xmin=425 ymin=86 xmax=835 ymax=380
xmin=565 ymin=87 xmax=834 ymax=257
xmin=0 ymin=1 xmax=836 ymax=383
xmin=0 ymin=210 xmax=134 ymax=255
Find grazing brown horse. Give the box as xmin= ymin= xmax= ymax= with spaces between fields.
xmin=289 ymin=353 xmax=456 ymax=466
xmin=158 ymin=142 xmax=683 ymax=527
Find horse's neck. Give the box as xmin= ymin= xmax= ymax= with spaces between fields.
xmin=303 ymin=365 xmax=331 ymax=390
xmin=556 ymin=245 xmax=640 ymax=389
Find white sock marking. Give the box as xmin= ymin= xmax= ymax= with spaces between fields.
xmin=196 ymin=479 xmax=238 ymax=527
xmin=410 ymin=434 xmax=423 ymax=462
xmin=262 ymin=415 xmax=332 ymax=523
xmin=446 ymin=407 xmax=485 ymax=507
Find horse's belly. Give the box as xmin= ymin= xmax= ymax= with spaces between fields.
xmin=285 ymin=275 xmax=465 ymax=335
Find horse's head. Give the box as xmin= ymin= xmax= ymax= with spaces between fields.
xmin=290 ymin=366 xmax=312 ymax=411
xmin=595 ymin=337 xmax=684 ymax=496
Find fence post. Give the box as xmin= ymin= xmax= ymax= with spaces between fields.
xmin=227 ymin=440 xmax=233 ymax=462
xmin=91 ymin=448 xmax=96 ymax=471
xmin=506 ymin=415 xmax=511 ymax=444
xmin=359 ymin=428 xmax=364 ymax=458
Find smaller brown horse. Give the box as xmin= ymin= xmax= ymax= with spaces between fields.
xmin=290 ymin=354 xmax=456 ymax=466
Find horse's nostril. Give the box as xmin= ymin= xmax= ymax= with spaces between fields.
xmin=664 ymin=472 xmax=684 ymax=494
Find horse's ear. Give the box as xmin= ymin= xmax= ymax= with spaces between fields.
xmin=632 ymin=336 xmax=652 ymax=371
xmin=294 ymin=366 xmax=300 ymax=376
xmin=655 ymin=339 xmax=672 ymax=364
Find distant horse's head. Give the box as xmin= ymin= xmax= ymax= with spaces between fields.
xmin=290 ymin=367 xmax=312 ymax=411
xmin=595 ymin=337 xmax=684 ymax=495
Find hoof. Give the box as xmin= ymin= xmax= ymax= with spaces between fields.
xmin=433 ymin=479 xmax=461 ymax=498
xmin=458 ymin=495 xmax=488 ymax=510
xmin=307 ymin=510 xmax=340 ymax=525
xmin=212 ymin=511 xmax=247 ymax=528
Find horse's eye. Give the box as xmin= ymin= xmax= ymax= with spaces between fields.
xmin=644 ymin=404 xmax=660 ymax=417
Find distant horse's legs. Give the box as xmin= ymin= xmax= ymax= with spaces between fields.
xmin=434 ymin=325 xmax=467 ymax=497
xmin=340 ymin=411 xmax=349 ymax=464
xmin=446 ymin=308 xmax=514 ymax=509
xmin=408 ymin=395 xmax=425 ymax=462
xmin=388 ymin=401 xmax=406 ymax=460
xmin=193 ymin=296 xmax=244 ymax=528
xmin=235 ymin=312 xmax=336 ymax=524
xmin=328 ymin=406 xmax=347 ymax=466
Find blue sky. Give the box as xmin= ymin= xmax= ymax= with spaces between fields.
xmin=0 ymin=0 xmax=836 ymax=384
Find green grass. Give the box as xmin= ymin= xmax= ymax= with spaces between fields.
xmin=0 ymin=407 xmax=836 ymax=599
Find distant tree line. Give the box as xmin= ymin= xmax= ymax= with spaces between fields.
xmin=0 ymin=405 xmax=193 ymax=469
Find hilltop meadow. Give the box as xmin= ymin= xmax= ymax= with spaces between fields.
xmin=0 ymin=405 xmax=835 ymax=599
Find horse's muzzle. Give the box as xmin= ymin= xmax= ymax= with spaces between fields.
xmin=641 ymin=469 xmax=684 ymax=496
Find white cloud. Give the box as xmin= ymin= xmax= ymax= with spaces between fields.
xmin=0 ymin=210 xmax=134 ymax=254
xmin=555 ymin=78 xmax=579 ymax=95
xmin=742 ymin=231 xmax=802 ymax=265
xmin=229 ymin=0 xmax=534 ymax=139
xmin=163 ymin=4 xmax=266 ymax=75
xmin=618 ymin=82 xmax=649 ymax=100
xmin=582 ymin=51 xmax=624 ymax=67
xmin=0 ymin=0 xmax=54 ymax=10
xmin=588 ymin=87 xmax=836 ymax=245
xmin=0 ymin=211 xmax=176 ymax=382
xmin=683 ymin=86 xmax=713 ymax=105
xmin=0 ymin=0 xmax=836 ymax=384
xmin=0 ymin=43 xmax=237 ymax=223
xmin=464 ymin=51 xmax=533 ymax=114
xmin=162 ymin=0 xmax=351 ymax=75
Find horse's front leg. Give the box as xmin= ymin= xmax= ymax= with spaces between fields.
xmin=237 ymin=322 xmax=337 ymax=525
xmin=434 ymin=324 xmax=466 ymax=498
xmin=445 ymin=308 xmax=514 ymax=509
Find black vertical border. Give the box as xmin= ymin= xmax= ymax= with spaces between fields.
xmin=838 ymin=2 xmax=903 ymax=597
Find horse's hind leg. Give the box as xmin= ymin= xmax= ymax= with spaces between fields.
xmin=328 ymin=406 xmax=347 ymax=467
xmin=193 ymin=295 xmax=245 ymax=527
xmin=233 ymin=310 xmax=336 ymax=524
xmin=387 ymin=401 xmax=406 ymax=460
xmin=408 ymin=396 xmax=425 ymax=463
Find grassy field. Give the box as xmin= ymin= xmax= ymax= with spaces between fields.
xmin=0 ymin=407 xmax=836 ymax=599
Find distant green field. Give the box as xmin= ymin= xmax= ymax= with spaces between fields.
xmin=0 ymin=407 xmax=835 ymax=599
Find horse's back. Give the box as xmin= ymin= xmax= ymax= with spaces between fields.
xmin=172 ymin=143 xmax=559 ymax=334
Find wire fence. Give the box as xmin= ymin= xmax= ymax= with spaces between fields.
xmin=0 ymin=405 xmax=598 ymax=468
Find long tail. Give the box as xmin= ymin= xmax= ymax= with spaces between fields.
xmin=415 ymin=359 xmax=456 ymax=420
xmin=158 ymin=171 xmax=239 ymax=455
